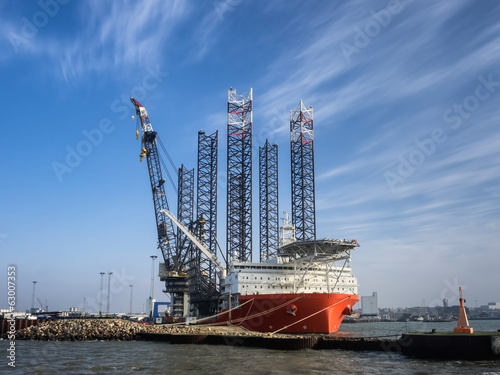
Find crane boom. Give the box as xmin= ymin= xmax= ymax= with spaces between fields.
xmin=160 ymin=209 xmax=224 ymax=275
xmin=130 ymin=97 xmax=180 ymax=273
xmin=37 ymin=298 xmax=45 ymax=311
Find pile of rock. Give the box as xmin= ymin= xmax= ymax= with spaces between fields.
xmin=144 ymin=323 xmax=270 ymax=337
xmin=13 ymin=319 xmax=145 ymax=341
xmin=8 ymin=319 xmax=292 ymax=341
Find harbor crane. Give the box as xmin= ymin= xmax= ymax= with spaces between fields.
xmin=130 ymin=97 xmax=191 ymax=317
xmin=37 ymin=298 xmax=46 ymax=311
xmin=131 ymin=98 xmax=225 ymax=318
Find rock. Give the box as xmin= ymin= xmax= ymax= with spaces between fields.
xmin=5 ymin=318 xmax=293 ymax=342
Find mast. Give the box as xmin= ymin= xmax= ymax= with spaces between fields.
xmin=226 ymin=88 xmax=253 ymax=263
xmin=290 ymin=100 xmax=316 ymax=242
xmin=259 ymin=140 xmax=279 ymax=261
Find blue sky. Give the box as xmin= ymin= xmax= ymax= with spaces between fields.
xmin=1 ymin=0 xmax=499 ymax=313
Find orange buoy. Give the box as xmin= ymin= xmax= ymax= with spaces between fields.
xmin=453 ymin=287 xmax=473 ymax=334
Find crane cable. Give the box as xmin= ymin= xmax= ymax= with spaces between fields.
xmin=271 ymin=296 xmax=350 ymax=335
xmin=157 ymin=152 xmax=178 ymax=195
xmin=164 ymin=297 xmax=256 ymax=327
xmin=156 ymin=136 xmax=179 ymax=195
xmin=157 ymin=136 xmax=177 ymax=173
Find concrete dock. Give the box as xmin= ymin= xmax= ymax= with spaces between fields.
xmin=138 ymin=332 xmax=398 ymax=351
xmin=399 ymin=331 xmax=500 ymax=360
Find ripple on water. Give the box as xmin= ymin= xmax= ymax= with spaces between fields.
xmin=10 ymin=330 xmax=500 ymax=375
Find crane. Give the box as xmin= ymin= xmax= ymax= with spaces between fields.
xmin=160 ymin=209 xmax=225 ymax=277
xmin=37 ymin=298 xmax=46 ymax=311
xmin=130 ymin=97 xmax=190 ymax=318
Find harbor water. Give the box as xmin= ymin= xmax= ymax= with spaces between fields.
xmin=3 ymin=320 xmax=500 ymax=374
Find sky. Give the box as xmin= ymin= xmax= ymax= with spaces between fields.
xmin=1 ymin=0 xmax=499 ymax=313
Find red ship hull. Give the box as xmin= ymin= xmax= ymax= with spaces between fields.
xmin=214 ymin=293 xmax=359 ymax=333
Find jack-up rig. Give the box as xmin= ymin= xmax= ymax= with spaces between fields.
xmin=131 ymin=90 xmax=360 ymax=333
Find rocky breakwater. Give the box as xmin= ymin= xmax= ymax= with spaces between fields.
xmin=5 ymin=320 xmax=399 ymax=351
xmin=6 ymin=319 xmax=272 ymax=341
xmin=10 ymin=319 xmax=146 ymax=341
xmin=145 ymin=324 xmax=270 ymax=337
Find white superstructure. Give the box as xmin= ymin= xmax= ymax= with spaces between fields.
xmin=223 ymin=237 xmax=359 ymax=297
xmin=224 ymin=260 xmax=358 ymax=296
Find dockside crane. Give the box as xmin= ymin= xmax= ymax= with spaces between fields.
xmin=130 ymin=97 xmax=190 ymax=318
xmin=37 ymin=298 xmax=46 ymax=312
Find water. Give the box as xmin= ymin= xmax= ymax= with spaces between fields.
xmin=3 ymin=320 xmax=500 ymax=374
xmin=336 ymin=319 xmax=500 ymax=338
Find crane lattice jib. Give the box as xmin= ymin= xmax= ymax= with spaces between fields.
xmin=130 ymin=97 xmax=178 ymax=272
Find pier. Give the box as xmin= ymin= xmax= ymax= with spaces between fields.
xmin=400 ymin=331 xmax=500 ymax=360
xmin=139 ymin=331 xmax=397 ymax=351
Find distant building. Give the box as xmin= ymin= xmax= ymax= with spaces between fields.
xmin=361 ymin=292 xmax=379 ymax=316
xmin=487 ymin=302 xmax=500 ymax=310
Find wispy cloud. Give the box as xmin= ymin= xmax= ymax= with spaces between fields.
xmin=11 ymin=0 xmax=192 ymax=82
